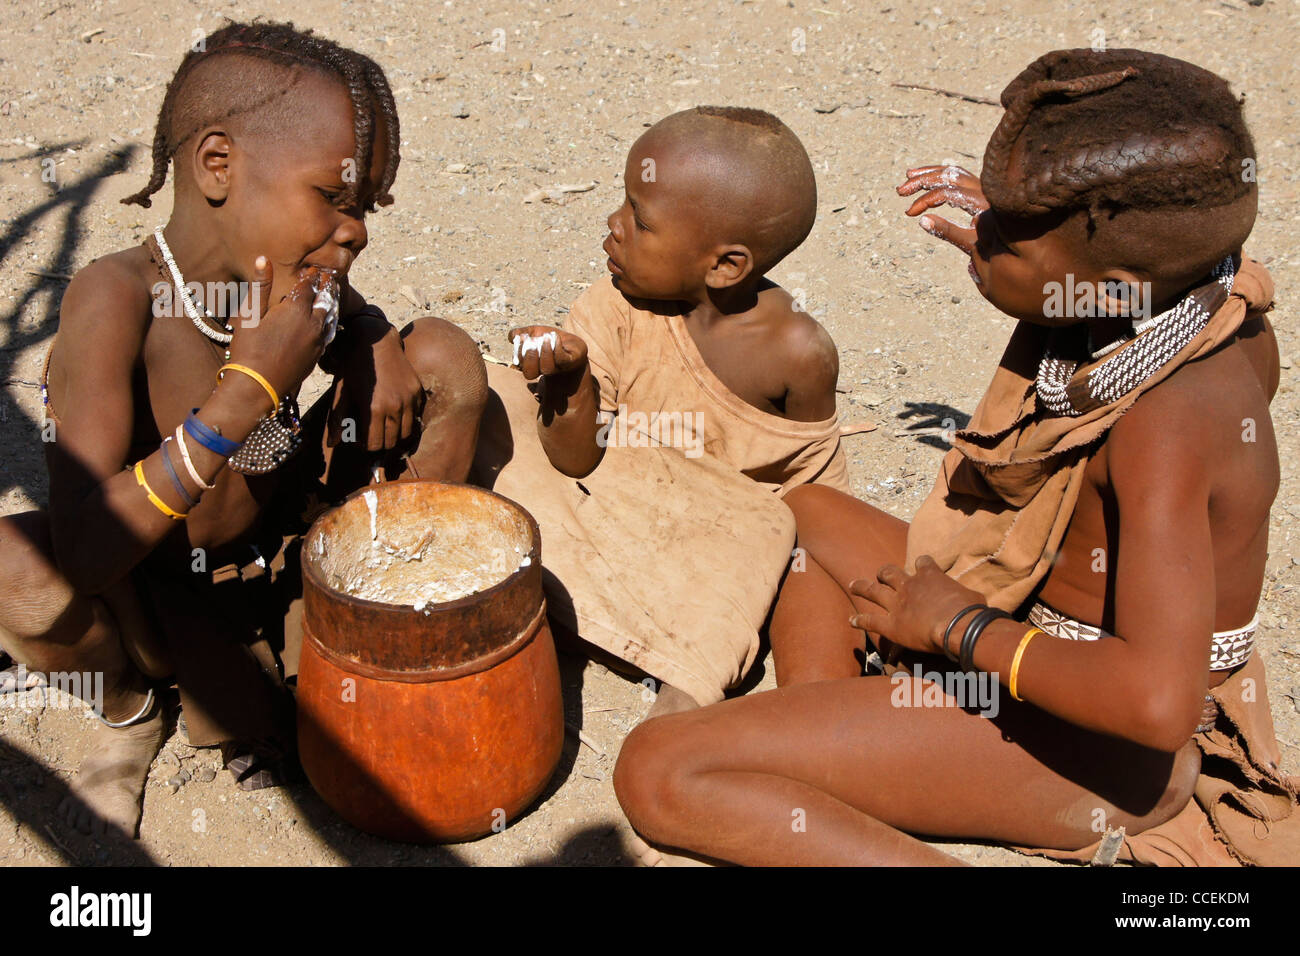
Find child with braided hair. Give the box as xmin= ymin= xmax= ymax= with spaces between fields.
xmin=0 ymin=21 xmax=487 ymax=838
xmin=615 ymin=49 xmax=1300 ymax=866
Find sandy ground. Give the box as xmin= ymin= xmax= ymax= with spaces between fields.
xmin=0 ymin=0 xmax=1297 ymax=866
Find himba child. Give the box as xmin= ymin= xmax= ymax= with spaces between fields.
xmin=0 ymin=21 xmax=488 ymax=838
xmin=473 ymin=106 xmax=849 ymax=715
xmin=614 ymin=49 xmax=1300 ymax=866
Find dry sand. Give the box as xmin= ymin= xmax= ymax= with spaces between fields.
xmin=0 ymin=0 xmax=1296 ymax=866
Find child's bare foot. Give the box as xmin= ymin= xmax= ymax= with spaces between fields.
xmin=58 ymin=691 xmax=167 ymax=839
xmin=645 ymin=682 xmax=700 ymax=719
xmin=624 ymin=828 xmax=717 ymax=867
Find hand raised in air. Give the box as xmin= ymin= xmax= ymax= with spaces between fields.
xmin=897 ymin=164 xmax=988 ymax=258
xmin=507 ymin=326 xmax=588 ymax=381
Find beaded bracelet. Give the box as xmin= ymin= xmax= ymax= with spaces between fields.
xmin=173 ymin=424 xmax=215 ymax=490
xmin=160 ymin=437 xmax=198 ymax=509
xmin=134 ymin=460 xmax=187 ymax=520
xmin=184 ymin=409 xmax=241 ymax=458
xmin=942 ymin=604 xmax=986 ymax=663
xmin=959 ymin=607 xmax=1011 ymax=673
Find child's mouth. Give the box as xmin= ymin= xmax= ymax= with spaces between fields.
xmin=602 ymin=236 xmax=623 ymax=276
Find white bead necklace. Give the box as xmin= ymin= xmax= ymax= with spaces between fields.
xmin=153 ymin=227 xmax=234 ymax=349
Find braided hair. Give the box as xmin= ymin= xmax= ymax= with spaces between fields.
xmin=122 ymin=20 xmax=400 ymax=209
xmin=981 ymin=49 xmax=1255 ymax=218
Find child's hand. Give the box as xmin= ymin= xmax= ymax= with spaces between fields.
xmin=227 ymin=260 xmax=335 ymax=406
xmin=848 ymin=556 xmax=986 ymax=656
xmin=508 ymin=326 xmax=588 ymax=381
xmin=897 ymin=164 xmax=988 ymax=257
xmin=328 ymin=316 xmax=425 ymax=452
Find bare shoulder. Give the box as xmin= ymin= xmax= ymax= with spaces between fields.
xmin=760 ymin=285 xmax=839 ymax=419
xmin=59 ymin=246 xmax=154 ymax=347
xmin=1105 ymin=341 xmax=1272 ymax=500
xmin=763 ymin=287 xmax=838 ymax=374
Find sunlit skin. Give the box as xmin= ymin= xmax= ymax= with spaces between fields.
xmin=0 ymin=68 xmax=487 ymax=837
xmin=507 ymin=127 xmax=839 ymax=479
xmin=611 ymin=160 xmax=1280 ymax=866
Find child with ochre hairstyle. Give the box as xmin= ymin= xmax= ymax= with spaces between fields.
xmin=615 ymin=50 xmax=1299 ymax=866
xmin=0 ymin=21 xmax=487 ymax=839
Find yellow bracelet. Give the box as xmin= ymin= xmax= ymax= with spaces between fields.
xmin=1009 ymin=627 xmax=1043 ymax=702
xmin=216 ymin=363 xmax=279 ymax=413
xmin=134 ymin=460 xmax=188 ymax=520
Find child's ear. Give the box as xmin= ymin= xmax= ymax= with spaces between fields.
xmin=705 ymin=245 xmax=754 ymax=290
xmin=1096 ymin=267 xmax=1149 ymax=320
xmin=191 ymin=129 xmax=233 ymax=203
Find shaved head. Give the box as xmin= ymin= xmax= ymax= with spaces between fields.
xmin=636 ymin=107 xmax=817 ymax=274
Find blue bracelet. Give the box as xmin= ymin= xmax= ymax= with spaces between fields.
xmin=184 ymin=409 xmax=241 ymax=457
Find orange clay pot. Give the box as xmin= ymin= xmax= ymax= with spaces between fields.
xmin=296 ymin=480 xmax=563 ymax=843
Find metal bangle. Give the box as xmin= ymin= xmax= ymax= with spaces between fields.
xmin=98 ymin=686 xmax=155 ymax=729
xmin=959 ymin=607 xmax=1011 ymax=674
xmin=942 ymin=604 xmax=986 ymax=663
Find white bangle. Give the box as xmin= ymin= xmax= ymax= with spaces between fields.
xmin=174 ymin=424 xmax=216 ymax=490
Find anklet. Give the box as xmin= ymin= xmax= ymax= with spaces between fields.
xmin=98 ymin=686 xmax=155 ymax=729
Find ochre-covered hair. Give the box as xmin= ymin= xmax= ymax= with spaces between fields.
xmin=981 ymin=48 xmax=1255 ymax=217
xmin=122 ymin=20 xmax=400 ymax=208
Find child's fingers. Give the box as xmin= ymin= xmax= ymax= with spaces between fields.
xmin=849 ymin=607 xmax=888 ymax=635
xmin=918 ymin=214 xmax=977 ymax=256
xmin=510 ymin=328 xmax=561 ymax=375
xmin=849 ymin=577 xmax=898 ymax=612
xmin=398 ymin=400 xmax=416 ymax=445
xmin=897 ymin=165 xmax=981 ymax=198
xmin=239 ymin=255 xmax=273 ymax=329
xmin=903 ymin=187 xmax=985 ymax=220
xmin=380 ymin=411 xmax=399 ymax=451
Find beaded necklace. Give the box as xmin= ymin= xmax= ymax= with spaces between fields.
xmin=1036 ymin=257 xmax=1235 ymax=418
xmin=145 ymin=231 xmax=303 ymax=474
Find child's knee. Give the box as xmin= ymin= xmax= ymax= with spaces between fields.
xmin=614 ymin=717 xmax=698 ymax=837
xmin=399 ymin=316 xmax=489 ymax=420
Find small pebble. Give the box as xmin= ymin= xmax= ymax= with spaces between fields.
xmin=195 ymin=767 xmax=216 ymax=783
xmin=451 ymin=103 xmax=469 ymax=118
xmin=1279 ymin=354 xmax=1292 ymax=370
xmin=165 ymin=774 xmax=186 ymax=792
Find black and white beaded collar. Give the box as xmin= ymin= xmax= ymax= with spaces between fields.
xmin=1035 ymin=257 xmax=1236 ymax=418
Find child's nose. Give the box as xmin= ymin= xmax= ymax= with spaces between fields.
xmin=335 ymin=216 xmax=369 ymax=255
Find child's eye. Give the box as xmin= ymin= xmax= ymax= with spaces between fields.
xmin=318 ymin=188 xmax=343 ymax=205
xmin=633 ymin=216 xmax=648 ymax=232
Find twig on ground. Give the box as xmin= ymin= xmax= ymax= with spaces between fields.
xmin=564 ymin=721 xmax=605 ymax=756
xmin=891 ymin=82 xmax=999 ymax=106
xmin=25 ymin=269 xmax=72 ymax=281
